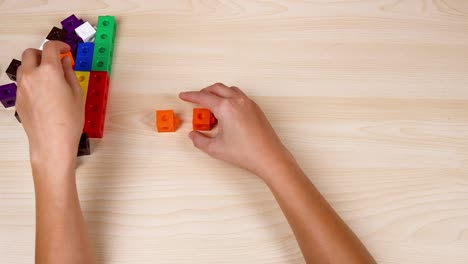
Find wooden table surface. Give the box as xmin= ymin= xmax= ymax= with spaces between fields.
xmin=1 ymin=1 xmax=468 ymax=263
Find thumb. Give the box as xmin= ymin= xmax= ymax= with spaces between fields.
xmin=189 ymin=131 xmax=215 ymax=154
xmin=62 ymin=57 xmax=81 ymax=94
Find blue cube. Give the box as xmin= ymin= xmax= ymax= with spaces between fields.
xmin=74 ymin=43 xmax=94 ymax=71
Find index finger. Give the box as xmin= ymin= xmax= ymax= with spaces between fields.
xmin=179 ymin=90 xmax=222 ymax=111
xmin=41 ymin=41 xmax=70 ymax=66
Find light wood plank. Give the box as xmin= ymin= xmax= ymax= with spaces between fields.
xmin=1 ymin=1 xmax=468 ymax=263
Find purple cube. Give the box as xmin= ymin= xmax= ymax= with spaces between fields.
xmin=5 ymin=59 xmax=21 ymax=82
xmin=46 ymin=26 xmax=67 ymax=41
xmin=61 ymin=14 xmax=83 ymax=32
xmin=0 ymin=83 xmax=17 ymax=108
xmin=64 ymin=31 xmax=83 ymax=56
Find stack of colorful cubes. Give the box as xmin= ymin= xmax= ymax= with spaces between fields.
xmin=0 ymin=14 xmax=116 ymax=157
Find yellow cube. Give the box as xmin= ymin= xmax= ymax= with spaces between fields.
xmin=75 ymin=71 xmax=90 ymax=104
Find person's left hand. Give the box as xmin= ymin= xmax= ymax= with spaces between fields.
xmin=16 ymin=41 xmax=84 ymax=168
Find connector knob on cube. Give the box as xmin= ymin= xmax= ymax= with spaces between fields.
xmin=156 ymin=110 xmax=180 ymax=132
xmin=0 ymin=83 xmax=17 ymax=108
xmin=193 ymin=108 xmax=217 ymax=131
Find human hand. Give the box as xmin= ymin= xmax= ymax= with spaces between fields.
xmin=180 ymin=83 xmax=296 ymax=181
xmin=16 ymin=41 xmax=84 ymax=166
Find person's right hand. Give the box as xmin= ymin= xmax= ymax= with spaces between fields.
xmin=179 ymin=83 xmax=296 ymax=181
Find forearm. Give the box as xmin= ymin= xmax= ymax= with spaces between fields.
xmin=32 ymin=160 xmax=95 ymax=264
xmin=179 ymin=84 xmax=374 ymax=262
xmin=16 ymin=42 xmax=94 ymax=264
xmin=262 ymin=160 xmax=375 ymax=264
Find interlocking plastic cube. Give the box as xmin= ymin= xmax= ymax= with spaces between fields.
xmin=60 ymin=52 xmax=75 ymax=67
xmin=46 ymin=27 xmax=67 ymax=41
xmin=91 ymin=55 xmax=112 ymax=73
xmin=192 ymin=108 xmax=217 ymax=131
xmin=74 ymin=43 xmax=94 ymax=71
xmin=75 ymin=22 xmax=96 ymax=42
xmin=95 ymin=29 xmax=115 ymax=44
xmin=0 ymin=83 xmax=17 ymax=108
xmin=5 ymin=59 xmax=21 ymax=82
xmin=92 ymin=16 xmax=116 ymax=75
xmin=77 ymin=133 xmax=91 ymax=156
xmin=75 ymin=71 xmax=90 ymax=104
xmin=93 ymin=42 xmax=113 ymax=59
xmin=92 ymin=42 xmax=113 ymax=72
xmin=156 ymin=110 xmax=180 ymax=132
xmin=61 ymin=14 xmax=83 ymax=33
xmin=96 ymin=16 xmax=116 ymax=39
xmin=83 ymin=72 xmax=110 ymax=138
xmin=64 ymin=32 xmax=83 ymax=56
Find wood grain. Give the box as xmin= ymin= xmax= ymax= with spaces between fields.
xmin=1 ymin=1 xmax=468 ymax=263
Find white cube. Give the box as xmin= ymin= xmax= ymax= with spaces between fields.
xmin=75 ymin=22 xmax=96 ymax=43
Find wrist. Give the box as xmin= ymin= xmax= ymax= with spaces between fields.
xmin=30 ymin=148 xmax=77 ymax=181
xmin=29 ymin=138 xmax=77 ymax=165
xmin=256 ymin=148 xmax=301 ymax=185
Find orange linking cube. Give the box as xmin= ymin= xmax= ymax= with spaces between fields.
xmin=193 ymin=108 xmax=217 ymax=131
xmin=156 ymin=110 xmax=180 ymax=132
xmin=60 ymin=51 xmax=75 ymax=68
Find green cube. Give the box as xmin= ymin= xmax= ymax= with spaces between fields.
xmin=93 ymin=42 xmax=113 ymax=59
xmin=93 ymin=16 xmax=116 ymax=75
xmin=95 ymin=28 xmax=115 ymax=44
xmin=92 ymin=56 xmax=113 ymax=74
xmin=97 ymin=16 xmax=116 ymax=32
xmin=96 ymin=16 xmax=116 ymax=43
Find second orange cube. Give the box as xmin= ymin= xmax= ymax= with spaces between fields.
xmin=193 ymin=108 xmax=217 ymax=131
